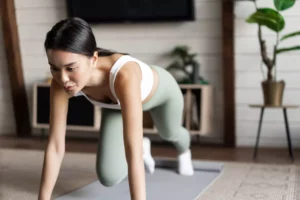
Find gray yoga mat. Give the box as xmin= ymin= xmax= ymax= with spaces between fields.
xmin=56 ymin=158 xmax=223 ymax=200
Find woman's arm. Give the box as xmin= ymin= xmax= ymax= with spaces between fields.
xmin=38 ymin=79 xmax=70 ymax=200
xmin=114 ymin=62 xmax=146 ymax=200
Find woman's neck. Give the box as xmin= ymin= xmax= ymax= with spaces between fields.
xmin=84 ymin=54 xmax=122 ymax=89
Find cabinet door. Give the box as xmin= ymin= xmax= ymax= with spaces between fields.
xmin=34 ymin=85 xmax=97 ymax=128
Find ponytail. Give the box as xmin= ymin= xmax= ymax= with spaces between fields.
xmin=96 ymin=47 xmax=129 ymax=57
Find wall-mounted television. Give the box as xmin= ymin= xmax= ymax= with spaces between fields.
xmin=66 ymin=0 xmax=195 ymax=23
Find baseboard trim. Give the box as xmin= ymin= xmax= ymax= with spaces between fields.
xmin=237 ymin=136 xmax=300 ymax=148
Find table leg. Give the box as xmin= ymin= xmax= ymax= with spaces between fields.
xmin=253 ymin=108 xmax=264 ymax=159
xmin=283 ymin=108 xmax=294 ymax=161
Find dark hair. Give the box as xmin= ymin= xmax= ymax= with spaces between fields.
xmin=44 ymin=17 xmax=127 ymax=57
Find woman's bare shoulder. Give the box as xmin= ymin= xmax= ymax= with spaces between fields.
xmin=116 ymin=62 xmax=141 ymax=84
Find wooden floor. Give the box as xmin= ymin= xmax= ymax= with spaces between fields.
xmin=0 ymin=135 xmax=299 ymax=165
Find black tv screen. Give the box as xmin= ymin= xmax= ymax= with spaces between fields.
xmin=66 ymin=0 xmax=195 ymax=23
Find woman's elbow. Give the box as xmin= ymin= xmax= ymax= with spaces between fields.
xmin=47 ymin=141 xmax=65 ymax=156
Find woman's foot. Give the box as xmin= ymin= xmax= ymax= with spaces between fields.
xmin=178 ymin=149 xmax=194 ymax=176
xmin=143 ymin=137 xmax=155 ymax=174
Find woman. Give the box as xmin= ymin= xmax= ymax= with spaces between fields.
xmin=38 ymin=17 xmax=194 ymax=200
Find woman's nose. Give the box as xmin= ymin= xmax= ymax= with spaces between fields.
xmin=59 ymin=71 xmax=69 ymax=84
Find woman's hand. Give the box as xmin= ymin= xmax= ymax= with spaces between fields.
xmin=114 ymin=62 xmax=146 ymax=200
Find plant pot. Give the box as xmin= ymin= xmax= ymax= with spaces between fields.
xmin=261 ymin=80 xmax=285 ymax=106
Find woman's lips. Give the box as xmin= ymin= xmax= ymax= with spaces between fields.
xmin=65 ymin=86 xmax=74 ymax=91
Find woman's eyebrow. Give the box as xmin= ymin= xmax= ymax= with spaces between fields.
xmin=48 ymin=62 xmax=77 ymax=67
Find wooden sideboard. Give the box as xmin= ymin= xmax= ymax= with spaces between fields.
xmin=32 ymin=83 xmax=213 ymax=137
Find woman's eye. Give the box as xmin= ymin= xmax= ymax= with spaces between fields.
xmin=50 ymin=68 xmax=58 ymax=71
xmin=67 ymin=67 xmax=76 ymax=72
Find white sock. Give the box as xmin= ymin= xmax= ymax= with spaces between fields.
xmin=143 ymin=137 xmax=155 ymax=174
xmin=178 ymin=149 xmax=194 ymax=176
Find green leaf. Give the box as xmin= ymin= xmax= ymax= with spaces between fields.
xmin=171 ymin=46 xmax=189 ymax=57
xmin=280 ymin=31 xmax=300 ymax=41
xmin=276 ymin=46 xmax=300 ymax=54
xmin=246 ymin=8 xmax=285 ymax=32
xmin=274 ymin=0 xmax=296 ymax=11
xmin=166 ymin=62 xmax=181 ymax=70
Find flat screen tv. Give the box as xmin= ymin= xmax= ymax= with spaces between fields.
xmin=66 ymin=0 xmax=195 ymax=23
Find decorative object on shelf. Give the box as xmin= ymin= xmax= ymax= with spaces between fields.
xmin=46 ymin=77 xmax=52 ymax=85
xmin=165 ymin=45 xmax=209 ymax=84
xmin=46 ymin=72 xmax=52 ymax=84
xmin=240 ymin=0 xmax=300 ymax=106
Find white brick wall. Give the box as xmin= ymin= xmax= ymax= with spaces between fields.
xmin=3 ymin=0 xmax=299 ymax=148
xmin=0 ymin=0 xmax=224 ymax=140
xmin=235 ymin=0 xmax=300 ymax=147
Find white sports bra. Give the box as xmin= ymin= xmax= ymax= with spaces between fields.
xmin=75 ymin=55 xmax=154 ymax=109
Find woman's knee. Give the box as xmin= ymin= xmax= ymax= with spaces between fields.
xmin=96 ymin=166 xmax=127 ymax=187
xmin=158 ymin=127 xmax=189 ymax=142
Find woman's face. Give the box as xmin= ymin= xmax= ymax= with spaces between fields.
xmin=46 ymin=49 xmax=97 ymax=96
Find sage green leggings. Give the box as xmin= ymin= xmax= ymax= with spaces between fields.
xmin=96 ymin=65 xmax=191 ymax=187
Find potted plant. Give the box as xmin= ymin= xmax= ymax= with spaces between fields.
xmin=165 ymin=45 xmax=209 ymax=84
xmin=243 ymin=0 xmax=300 ymax=106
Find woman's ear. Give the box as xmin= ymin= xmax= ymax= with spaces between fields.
xmin=93 ymin=51 xmax=98 ymax=58
xmin=91 ymin=51 xmax=98 ymax=67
